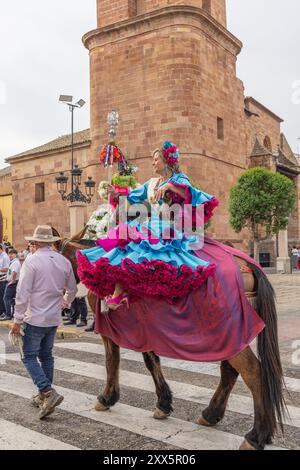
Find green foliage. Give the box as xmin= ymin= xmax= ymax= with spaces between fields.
xmin=229 ymin=167 xmax=296 ymax=241
xmin=111 ymin=174 xmax=137 ymax=189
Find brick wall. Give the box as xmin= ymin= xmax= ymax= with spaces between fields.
xmin=10 ymin=146 xmax=91 ymax=250
xmin=245 ymin=100 xmax=282 ymax=157
xmin=97 ymin=0 xmax=227 ymax=27
xmin=0 ymin=171 xmax=12 ymax=196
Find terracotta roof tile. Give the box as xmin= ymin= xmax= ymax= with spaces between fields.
xmin=6 ymin=129 xmax=91 ymax=162
xmin=0 ymin=166 xmax=11 ymax=177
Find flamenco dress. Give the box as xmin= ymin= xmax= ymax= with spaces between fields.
xmin=77 ymin=173 xmax=265 ymax=362
xmin=77 ymin=173 xmax=218 ymax=301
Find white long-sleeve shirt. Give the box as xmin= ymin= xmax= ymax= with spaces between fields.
xmin=14 ymin=246 xmax=77 ymax=327
xmin=0 ymin=251 xmax=10 ymax=282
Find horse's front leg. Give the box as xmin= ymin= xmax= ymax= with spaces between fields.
xmin=95 ymin=335 xmax=120 ymax=411
xmin=142 ymin=352 xmax=173 ymax=419
xmin=197 ymin=360 xmax=239 ymax=427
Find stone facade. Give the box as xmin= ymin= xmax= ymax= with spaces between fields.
xmin=97 ymin=1 xmax=227 ymax=28
xmin=5 ymin=0 xmax=300 ymax=262
xmin=6 ymin=131 xmax=93 ymax=249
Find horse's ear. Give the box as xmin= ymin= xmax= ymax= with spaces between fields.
xmin=71 ymin=225 xmax=88 ymax=242
xmin=51 ymin=227 xmax=61 ymax=238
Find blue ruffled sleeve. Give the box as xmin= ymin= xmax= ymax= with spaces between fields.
xmin=169 ymin=174 xmax=214 ymax=205
xmin=127 ymin=181 xmax=149 ymax=205
xmin=169 ymin=173 xmax=219 ymax=222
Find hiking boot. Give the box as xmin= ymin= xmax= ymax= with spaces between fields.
xmin=39 ymin=389 xmax=64 ymax=420
xmin=31 ymin=392 xmax=44 ymax=408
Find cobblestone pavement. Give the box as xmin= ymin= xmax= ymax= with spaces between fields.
xmin=268 ymin=273 xmax=300 ymax=371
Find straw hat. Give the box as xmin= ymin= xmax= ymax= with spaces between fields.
xmin=24 ymin=225 xmax=61 ymax=243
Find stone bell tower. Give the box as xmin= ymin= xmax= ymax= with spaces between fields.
xmin=84 ymin=1 xmax=247 ymax=240
xmin=97 ymin=1 xmax=227 ymax=28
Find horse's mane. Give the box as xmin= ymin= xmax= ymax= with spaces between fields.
xmin=77 ymin=239 xmax=96 ymax=247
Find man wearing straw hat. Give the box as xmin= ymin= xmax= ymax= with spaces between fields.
xmin=11 ymin=225 xmax=77 ymax=419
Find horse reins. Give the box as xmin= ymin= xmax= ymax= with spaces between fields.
xmin=59 ymin=238 xmax=72 ymax=255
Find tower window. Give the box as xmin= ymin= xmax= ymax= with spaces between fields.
xmin=202 ymin=0 xmax=212 ymax=14
xmin=217 ymin=117 xmax=224 ymax=140
xmin=35 ymin=183 xmax=45 ymax=203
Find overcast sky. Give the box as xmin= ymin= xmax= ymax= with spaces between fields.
xmin=0 ymin=0 xmax=299 ymax=169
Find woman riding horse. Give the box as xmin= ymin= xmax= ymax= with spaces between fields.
xmin=56 ymin=141 xmax=286 ymax=450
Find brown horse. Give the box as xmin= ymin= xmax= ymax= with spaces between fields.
xmin=52 ymin=226 xmax=287 ymax=451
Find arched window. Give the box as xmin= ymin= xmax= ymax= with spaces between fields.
xmin=263 ymin=136 xmax=272 ymax=152
xmin=202 ymin=0 xmax=212 ymax=14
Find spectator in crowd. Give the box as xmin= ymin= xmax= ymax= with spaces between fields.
xmin=0 ymin=244 xmax=10 ymax=318
xmin=64 ymin=283 xmax=88 ymax=327
xmin=297 ymin=246 xmax=300 ymax=270
xmin=11 ymin=225 xmax=77 ymax=419
xmin=291 ymin=246 xmax=298 ymax=270
xmin=0 ymin=249 xmax=21 ymax=321
xmin=85 ymin=320 xmax=95 ymax=333
xmin=3 ymin=241 xmax=12 ymax=254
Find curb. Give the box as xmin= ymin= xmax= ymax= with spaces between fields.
xmin=0 ymin=321 xmax=90 ymax=339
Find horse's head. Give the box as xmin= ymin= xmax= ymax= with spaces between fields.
xmin=52 ymin=226 xmax=95 ymax=283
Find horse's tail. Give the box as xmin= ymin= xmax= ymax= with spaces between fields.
xmin=249 ymin=263 xmax=288 ymax=434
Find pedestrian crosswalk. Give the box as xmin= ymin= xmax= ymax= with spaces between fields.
xmin=0 ymin=339 xmax=299 ymax=450
xmin=0 ymin=418 xmax=78 ymax=450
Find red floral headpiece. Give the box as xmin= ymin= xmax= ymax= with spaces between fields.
xmin=162 ymin=141 xmax=179 ymax=165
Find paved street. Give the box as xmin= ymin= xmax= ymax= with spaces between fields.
xmin=0 ymin=274 xmax=299 ymax=451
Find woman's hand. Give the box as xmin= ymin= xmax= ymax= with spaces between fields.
xmin=107 ymin=184 xmax=117 ymax=195
xmin=154 ymin=183 xmax=172 ymax=203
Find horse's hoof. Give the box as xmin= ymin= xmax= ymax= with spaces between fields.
xmin=239 ymin=439 xmax=256 ymax=451
xmin=94 ymin=399 xmax=110 ymax=412
xmin=197 ymin=416 xmax=215 ymax=427
xmin=153 ymin=408 xmax=171 ymax=420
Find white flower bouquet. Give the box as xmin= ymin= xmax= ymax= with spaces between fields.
xmin=98 ymin=181 xmax=109 ymax=200
xmin=85 ymin=204 xmax=114 ymax=240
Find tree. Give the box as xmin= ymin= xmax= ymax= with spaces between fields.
xmin=229 ymin=167 xmax=297 ymax=261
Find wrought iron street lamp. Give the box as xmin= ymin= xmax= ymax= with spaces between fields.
xmin=55 ymin=95 xmax=95 ymax=204
xmin=55 ymin=165 xmax=95 ymax=204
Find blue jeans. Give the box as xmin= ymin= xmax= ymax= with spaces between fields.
xmin=0 ymin=281 xmax=7 ymax=315
xmin=22 ymin=323 xmax=57 ymax=392
xmin=4 ymin=282 xmax=17 ymax=318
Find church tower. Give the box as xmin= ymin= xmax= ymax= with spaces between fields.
xmin=84 ymin=0 xmax=247 ymax=240
xmin=97 ymin=1 xmax=227 ymax=28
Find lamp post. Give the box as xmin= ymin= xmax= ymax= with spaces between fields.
xmin=55 ymin=95 xmax=96 ymax=235
xmin=55 ymin=95 xmax=95 ymax=204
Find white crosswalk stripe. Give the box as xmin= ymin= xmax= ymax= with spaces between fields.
xmin=1 ymin=340 xmax=299 ymax=450
xmin=6 ymin=352 xmax=300 ymax=428
xmin=55 ymin=341 xmax=300 ymax=394
xmin=0 ymin=371 xmax=283 ymax=451
xmin=0 ymin=418 xmax=78 ymax=450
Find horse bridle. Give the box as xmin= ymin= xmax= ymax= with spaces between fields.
xmin=59 ymin=238 xmax=72 ymax=255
